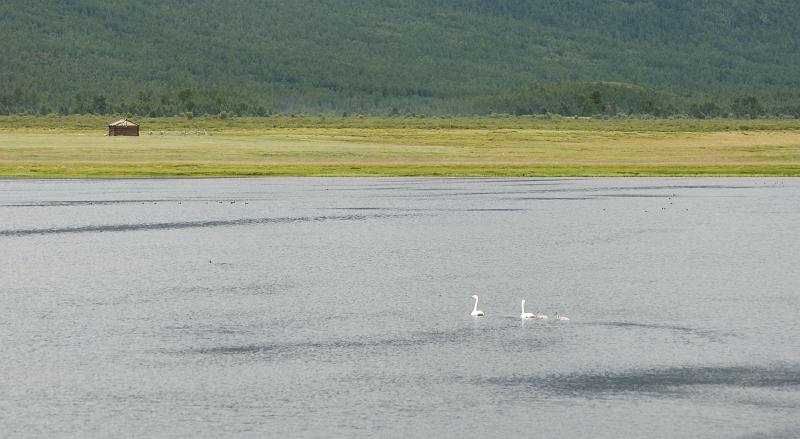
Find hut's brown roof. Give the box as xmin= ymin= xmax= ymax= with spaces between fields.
xmin=108 ymin=118 xmax=138 ymax=127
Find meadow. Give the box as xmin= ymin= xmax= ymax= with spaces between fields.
xmin=2 ymin=115 xmax=800 ymax=177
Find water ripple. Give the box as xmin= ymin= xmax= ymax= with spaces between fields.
xmin=0 ymin=213 xmax=411 ymax=237
xmin=186 ymin=328 xmax=472 ymax=357
xmin=590 ymin=321 xmax=733 ymax=341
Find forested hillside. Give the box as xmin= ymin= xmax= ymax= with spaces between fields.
xmin=2 ymin=0 xmax=800 ymax=117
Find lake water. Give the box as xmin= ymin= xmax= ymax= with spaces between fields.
xmin=1 ymin=177 xmax=799 ymax=438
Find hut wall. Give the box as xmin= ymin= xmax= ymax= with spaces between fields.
xmin=109 ymin=126 xmax=139 ymax=136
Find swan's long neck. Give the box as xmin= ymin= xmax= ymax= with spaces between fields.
xmin=521 ymin=300 xmax=526 ymax=313
xmin=472 ymin=297 xmax=479 ymax=313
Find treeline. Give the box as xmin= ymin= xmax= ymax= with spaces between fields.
xmin=3 ymin=82 xmax=800 ymax=119
xmin=485 ymin=83 xmax=800 ymax=119
xmin=0 ymin=86 xmax=448 ymax=117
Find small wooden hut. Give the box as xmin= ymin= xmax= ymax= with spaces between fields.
xmin=108 ymin=118 xmax=139 ymax=136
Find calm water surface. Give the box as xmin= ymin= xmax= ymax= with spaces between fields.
xmin=1 ymin=178 xmax=799 ymax=438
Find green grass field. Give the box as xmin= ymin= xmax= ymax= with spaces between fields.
xmin=2 ymin=115 xmax=800 ymax=177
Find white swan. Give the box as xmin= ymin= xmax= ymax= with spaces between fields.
xmin=555 ymin=312 xmax=570 ymax=321
xmin=470 ymin=294 xmax=484 ymax=316
xmin=535 ymin=310 xmax=549 ymax=320
xmin=520 ymin=299 xmax=536 ymax=319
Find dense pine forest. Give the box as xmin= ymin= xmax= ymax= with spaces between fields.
xmin=2 ymin=0 xmax=800 ymax=117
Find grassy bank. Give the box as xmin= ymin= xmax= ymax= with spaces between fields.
xmin=2 ymin=115 xmax=800 ymax=177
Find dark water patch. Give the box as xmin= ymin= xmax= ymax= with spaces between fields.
xmin=508 ymin=192 xmax=688 ymax=200
xmin=599 ymin=321 xmax=699 ymax=333
xmin=596 ymin=193 xmax=676 ymax=198
xmin=329 ymin=207 xmax=391 ymax=210
xmin=0 ymin=198 xmax=232 ymax=207
xmin=486 ymin=365 xmax=800 ymax=396
xmin=328 ymin=207 xmax=527 ymax=212
xmin=195 ymin=344 xmax=285 ymax=355
xmin=385 ymin=191 xmax=557 ymax=198
xmin=403 ymin=207 xmax=528 ymax=212
xmin=462 ymin=208 xmax=528 ymax=212
xmin=737 ymin=427 xmax=800 ymax=439
xmin=0 ymin=213 xmax=412 ymax=237
xmin=186 ymin=328 xmax=475 ymax=358
xmin=592 ymin=321 xmax=731 ymax=340
xmin=502 ymin=197 xmax=594 ymax=201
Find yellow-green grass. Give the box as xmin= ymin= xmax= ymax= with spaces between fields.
xmin=3 ymin=114 xmax=800 ymax=132
xmin=2 ymin=116 xmax=800 ymax=177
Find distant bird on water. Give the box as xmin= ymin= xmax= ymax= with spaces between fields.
xmin=470 ymin=294 xmax=484 ymax=316
xmin=520 ymin=300 xmax=536 ymax=319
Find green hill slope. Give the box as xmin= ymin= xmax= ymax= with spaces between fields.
xmin=2 ymin=0 xmax=800 ymax=116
